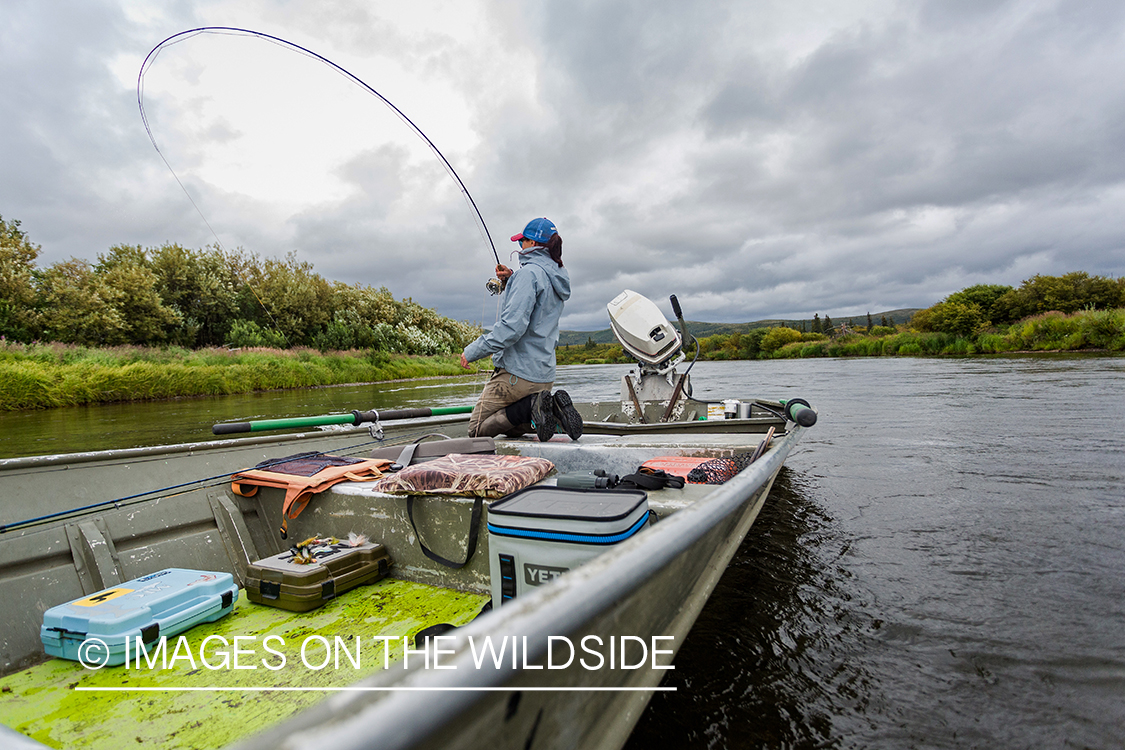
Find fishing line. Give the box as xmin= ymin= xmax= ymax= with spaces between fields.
xmin=468 ymin=290 xmax=501 ymax=404
xmin=137 ymin=26 xmax=500 ymax=266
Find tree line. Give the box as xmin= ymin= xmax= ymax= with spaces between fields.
xmin=0 ymin=215 xmax=480 ymax=354
xmin=699 ymin=271 xmax=1125 ymax=355
xmin=556 ymin=271 xmax=1125 ymax=364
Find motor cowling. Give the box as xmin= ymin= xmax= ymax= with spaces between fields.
xmin=607 ymin=290 xmax=684 ymax=373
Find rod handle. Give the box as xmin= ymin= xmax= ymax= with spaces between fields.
xmin=782 ymin=398 xmax=817 ymax=427
xmin=212 ymin=422 xmax=252 ymax=435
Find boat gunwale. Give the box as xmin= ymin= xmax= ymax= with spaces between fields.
xmin=581 ymin=415 xmax=785 ymax=435
xmin=0 ymin=415 xmax=473 ymax=470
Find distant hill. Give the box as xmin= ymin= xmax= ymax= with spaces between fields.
xmin=557 ymin=308 xmax=921 ymax=346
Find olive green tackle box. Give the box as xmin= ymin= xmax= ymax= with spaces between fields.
xmin=244 ymin=538 xmax=392 ymax=612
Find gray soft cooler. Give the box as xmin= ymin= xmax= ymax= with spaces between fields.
xmin=486 ymin=486 xmax=650 ymax=605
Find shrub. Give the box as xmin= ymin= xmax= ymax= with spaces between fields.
xmin=834 ymin=338 xmax=880 ymax=356
xmin=1008 ymin=311 xmax=1078 ymax=350
xmin=312 ymin=321 xmax=356 ymax=352
xmin=225 ymin=320 xmax=288 ymax=349
xmin=0 ymin=214 xmax=41 ymax=342
xmin=760 ymin=327 xmax=803 ymax=353
xmin=976 ymin=333 xmax=1014 ymax=353
xmin=1078 ymin=308 xmax=1125 ymax=350
xmin=767 ymin=341 xmax=804 ymax=359
xmin=940 ymin=338 xmax=976 ymax=355
xmin=798 ymin=342 xmax=828 ymax=357
xmin=401 ymin=325 xmax=455 ymax=355
xmin=946 ymin=284 xmax=1013 ymax=320
xmin=912 ymin=300 xmax=987 ymax=337
xmin=993 ymin=272 xmax=1124 ymax=323
xmin=738 ymin=328 xmax=768 ymax=359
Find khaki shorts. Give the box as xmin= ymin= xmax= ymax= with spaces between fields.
xmin=468 ymin=369 xmax=551 ymax=438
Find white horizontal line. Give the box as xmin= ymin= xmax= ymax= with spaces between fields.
xmin=75 ymin=686 xmax=675 ymax=693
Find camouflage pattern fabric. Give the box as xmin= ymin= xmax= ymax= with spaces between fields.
xmin=371 ymin=453 xmax=554 ymax=498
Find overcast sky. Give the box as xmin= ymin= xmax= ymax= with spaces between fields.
xmin=3 ymin=0 xmax=1124 ymax=330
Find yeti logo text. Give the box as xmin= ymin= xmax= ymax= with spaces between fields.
xmin=523 ymin=564 xmax=568 ymax=586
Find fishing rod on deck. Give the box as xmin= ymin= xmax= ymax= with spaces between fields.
xmin=212 ymin=405 xmax=474 ymax=435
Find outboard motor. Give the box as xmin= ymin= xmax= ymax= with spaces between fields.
xmin=607 ymin=290 xmax=693 ymax=422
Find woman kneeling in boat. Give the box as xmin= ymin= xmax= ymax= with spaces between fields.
xmin=460 ymin=217 xmax=583 ymax=441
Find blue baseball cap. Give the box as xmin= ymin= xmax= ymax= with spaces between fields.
xmin=510 ymin=217 xmax=558 ymax=244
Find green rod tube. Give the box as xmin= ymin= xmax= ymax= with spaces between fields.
xmin=212 ymin=405 xmax=474 ymax=435
xmin=428 ymin=406 xmax=473 ymax=416
xmin=247 ymin=414 xmax=357 ymax=432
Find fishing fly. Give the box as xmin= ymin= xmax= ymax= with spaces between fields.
xmin=137 ymin=26 xmax=503 ymax=292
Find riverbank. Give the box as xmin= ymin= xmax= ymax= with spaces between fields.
xmin=771 ymin=308 xmax=1125 ymax=358
xmin=5 ymin=308 xmax=1122 ymax=411
xmin=556 ymin=308 xmax=1125 ymax=364
xmin=0 ymin=342 xmax=485 ymax=411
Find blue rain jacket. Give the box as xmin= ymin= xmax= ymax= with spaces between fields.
xmin=462 ymin=246 xmax=571 ymax=383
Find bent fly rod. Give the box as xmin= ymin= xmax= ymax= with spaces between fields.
xmin=138 ymin=27 xmax=501 ymax=276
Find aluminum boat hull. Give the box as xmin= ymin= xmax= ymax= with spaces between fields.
xmin=0 ymin=405 xmax=807 ymax=750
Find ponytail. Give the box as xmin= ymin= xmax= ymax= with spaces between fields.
xmin=540 ymin=233 xmax=563 ymax=267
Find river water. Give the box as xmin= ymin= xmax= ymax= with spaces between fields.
xmin=3 ymin=357 xmax=1122 ymax=748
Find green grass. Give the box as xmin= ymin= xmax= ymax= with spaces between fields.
xmin=0 ymin=343 xmax=483 ymax=411
xmin=1004 ymin=309 xmax=1125 ymax=351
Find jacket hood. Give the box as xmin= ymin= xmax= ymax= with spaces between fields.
xmin=519 ymin=246 xmax=571 ymax=301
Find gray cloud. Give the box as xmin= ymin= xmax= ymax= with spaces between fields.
xmin=3 ymin=0 xmax=1124 ymax=333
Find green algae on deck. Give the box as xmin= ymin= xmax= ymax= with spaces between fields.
xmin=0 ymin=579 xmax=489 ymax=750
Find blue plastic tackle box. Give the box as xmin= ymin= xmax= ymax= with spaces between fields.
xmin=40 ymin=568 xmax=238 ymax=666
xmin=487 ymin=486 xmax=651 ymax=606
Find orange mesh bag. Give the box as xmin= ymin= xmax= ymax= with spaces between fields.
xmin=686 ymin=456 xmax=744 ymax=484
xmin=686 ymin=427 xmax=776 ymax=485
xmin=370 ymin=453 xmax=554 ymax=498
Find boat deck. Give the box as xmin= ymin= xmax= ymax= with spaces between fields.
xmin=0 ymin=578 xmax=489 ymax=750
xmin=0 ymin=426 xmax=781 ymax=679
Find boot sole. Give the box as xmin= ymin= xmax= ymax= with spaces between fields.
xmin=553 ymin=389 xmax=583 ymax=441
xmin=531 ymin=391 xmax=556 ymax=442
